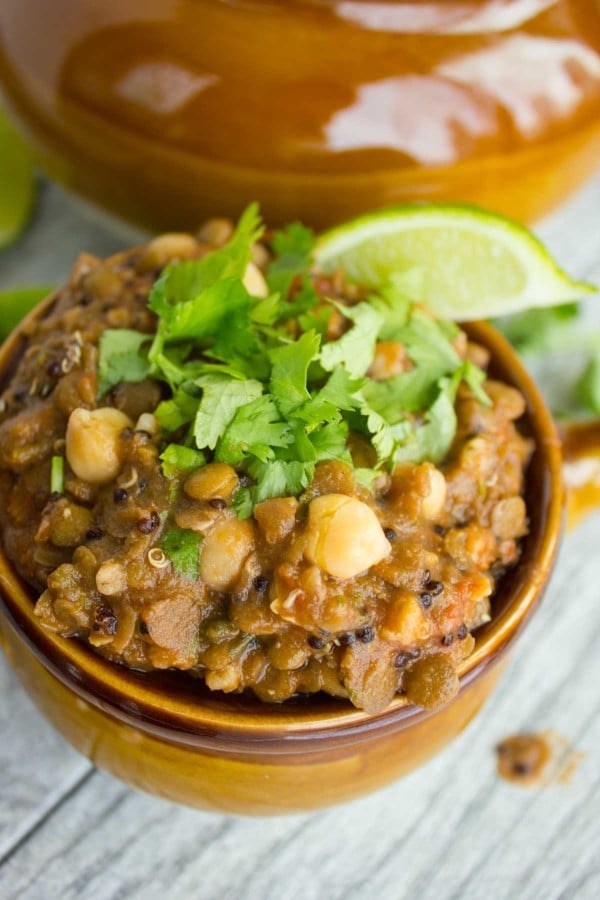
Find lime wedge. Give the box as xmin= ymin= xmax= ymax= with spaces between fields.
xmin=0 ymin=286 xmax=54 ymax=341
xmin=0 ymin=109 xmax=36 ymax=249
xmin=314 ymin=204 xmax=596 ymax=320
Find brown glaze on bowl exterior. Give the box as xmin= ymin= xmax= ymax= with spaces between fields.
xmin=1 ymin=1 xmax=600 ymax=231
xmin=0 ymin=300 xmax=563 ymax=815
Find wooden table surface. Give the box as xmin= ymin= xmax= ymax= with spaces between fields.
xmin=1 ymin=179 xmax=599 ymax=900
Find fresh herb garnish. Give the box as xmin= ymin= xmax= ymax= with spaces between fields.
xmin=494 ymin=303 xmax=600 ymax=418
xmin=50 ymin=455 xmax=64 ymax=495
xmin=98 ymin=329 xmax=151 ymax=397
xmin=97 ymin=206 xmax=491 ymax=516
xmin=577 ymin=353 xmax=600 ymax=416
xmin=160 ymin=444 xmax=207 ymax=477
xmin=159 ymin=526 xmax=204 ymax=580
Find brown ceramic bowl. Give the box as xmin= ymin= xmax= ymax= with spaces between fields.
xmin=1 ymin=0 xmax=600 ymax=231
xmin=0 ymin=303 xmax=563 ymax=815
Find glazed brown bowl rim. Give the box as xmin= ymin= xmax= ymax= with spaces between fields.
xmin=0 ymin=296 xmax=563 ymax=750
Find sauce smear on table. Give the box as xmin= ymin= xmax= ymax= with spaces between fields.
xmin=495 ymin=731 xmax=584 ymax=787
xmin=562 ymin=421 xmax=600 ymax=530
xmin=496 ymin=734 xmax=552 ymax=785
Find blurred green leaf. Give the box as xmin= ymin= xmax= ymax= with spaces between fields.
xmin=0 ymin=286 xmax=54 ymax=341
xmin=0 ymin=109 xmax=36 ymax=249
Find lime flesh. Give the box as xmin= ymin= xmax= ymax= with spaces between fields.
xmin=314 ymin=204 xmax=595 ymax=320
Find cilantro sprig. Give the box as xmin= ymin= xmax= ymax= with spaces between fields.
xmin=494 ymin=304 xmax=600 ymax=418
xmin=97 ymin=206 xmax=490 ymax=519
xmin=159 ymin=527 xmax=204 ymax=580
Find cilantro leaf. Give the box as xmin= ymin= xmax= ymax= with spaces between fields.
xmin=308 ymin=419 xmax=352 ymax=464
xmin=159 ymin=527 xmax=204 ymax=580
xmin=98 ymin=329 xmax=150 ymax=397
xmin=461 ymin=360 xmax=491 ymax=406
xmin=315 ymin=367 xmax=365 ymax=412
xmin=194 ymin=375 xmax=263 ymax=451
xmin=354 ymin=468 xmax=380 ymax=490
xmin=160 ymin=444 xmax=206 ymax=477
xmin=267 ymin=222 xmax=315 ymax=297
xmin=577 ymin=353 xmax=600 ymax=415
xmin=161 ymin=278 xmax=253 ymax=344
xmin=400 ymin=309 xmax=460 ymax=372
xmin=370 ymin=275 xmax=412 ymax=341
xmin=216 ymin=396 xmax=292 ymax=465
xmin=362 ymin=367 xmax=444 ymax=422
xmin=269 ymin=331 xmax=320 ymax=417
xmin=234 ymin=459 xmax=313 ymax=518
xmin=394 ymin=376 xmax=459 ymax=466
xmin=155 ymin=388 xmax=198 ymax=432
xmin=272 ymin=221 xmax=315 ymax=261
xmin=320 ymin=302 xmax=383 ymax=378
xmin=149 ymin=204 xmax=263 ymax=316
xmin=357 ymin=406 xmax=401 ymax=463
xmin=493 ymin=303 xmax=580 ymax=354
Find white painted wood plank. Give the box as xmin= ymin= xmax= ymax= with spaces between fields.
xmin=0 ymin=661 xmax=92 ymax=862
xmin=0 ymin=174 xmax=599 ymax=899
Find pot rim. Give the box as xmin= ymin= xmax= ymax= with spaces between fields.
xmin=0 ymin=297 xmax=563 ymax=749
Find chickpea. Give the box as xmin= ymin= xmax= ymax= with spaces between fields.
xmin=200 ymin=518 xmax=255 ymax=590
xmin=251 ymin=242 xmax=270 ymax=267
xmin=137 ymin=233 xmax=198 ymax=272
xmin=491 ymin=496 xmax=527 ymax=541
xmin=196 ymin=218 xmax=234 ymax=247
xmin=66 ymin=407 xmax=132 ymax=484
xmin=135 ymin=413 xmax=159 ymax=436
xmin=96 ymin=560 xmax=127 ymax=596
xmin=304 ymin=494 xmax=391 ymax=579
xmin=184 ymin=462 xmax=238 ymax=502
xmin=243 ymin=262 xmax=268 ymax=298
xmin=421 ymin=464 xmax=447 ymax=520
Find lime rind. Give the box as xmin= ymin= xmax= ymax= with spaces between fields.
xmin=314 ymin=203 xmax=596 ymax=321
